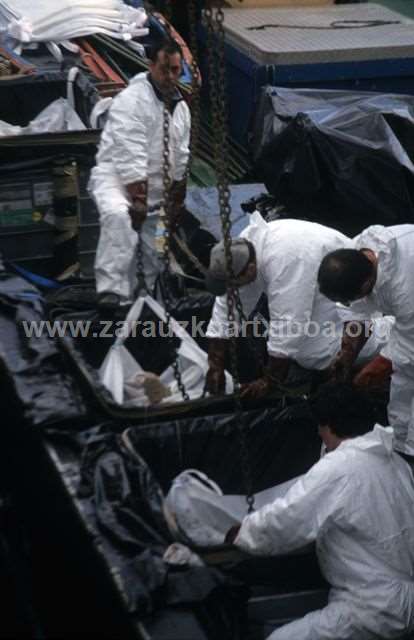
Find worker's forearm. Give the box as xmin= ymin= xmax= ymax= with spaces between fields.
xmin=342 ymin=321 xmax=371 ymax=358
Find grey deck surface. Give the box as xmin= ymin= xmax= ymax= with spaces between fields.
xmin=221 ymin=3 xmax=414 ymax=65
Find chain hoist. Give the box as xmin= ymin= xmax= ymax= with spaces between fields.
xmin=161 ymin=102 xmax=190 ymax=402
xmin=205 ymin=2 xmax=255 ymax=513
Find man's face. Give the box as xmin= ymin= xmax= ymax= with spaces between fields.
xmin=150 ymin=50 xmax=182 ymax=96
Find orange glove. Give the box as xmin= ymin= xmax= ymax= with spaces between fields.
xmin=353 ymin=355 xmax=393 ymax=391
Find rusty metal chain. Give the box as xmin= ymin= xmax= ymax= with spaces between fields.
xmin=205 ymin=3 xmax=255 ymax=512
xmin=186 ymin=0 xmax=201 ymax=176
xmin=161 ymin=102 xmax=190 ymax=402
xmin=136 ymin=230 xmax=150 ymax=295
xmin=205 ymin=4 xmax=263 ymax=378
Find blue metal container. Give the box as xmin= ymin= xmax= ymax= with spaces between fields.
xmin=207 ymin=3 xmax=414 ymax=144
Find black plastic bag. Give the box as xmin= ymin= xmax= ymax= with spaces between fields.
xmin=253 ymin=87 xmax=414 ymax=234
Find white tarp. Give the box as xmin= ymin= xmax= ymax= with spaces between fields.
xmin=0 ymin=0 xmax=148 ymax=45
xmin=0 ymin=98 xmax=86 ymax=137
xmin=100 ymin=295 xmax=234 ymax=407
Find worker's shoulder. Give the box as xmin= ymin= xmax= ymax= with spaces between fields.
xmin=355 ymin=224 xmax=414 ymax=248
xmin=114 ymin=72 xmax=153 ymax=104
xmin=264 ymin=218 xmax=348 ymax=258
xmin=312 ymin=444 xmax=375 ymax=486
xmin=267 ymin=218 xmax=347 ymax=242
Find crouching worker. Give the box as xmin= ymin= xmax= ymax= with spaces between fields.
xmin=204 ymin=213 xmax=391 ymax=398
xmin=318 ymin=224 xmax=414 ymax=459
xmin=225 ymin=383 xmax=414 ymax=640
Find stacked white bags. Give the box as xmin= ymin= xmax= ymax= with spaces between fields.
xmin=0 ymin=0 xmax=148 ymax=45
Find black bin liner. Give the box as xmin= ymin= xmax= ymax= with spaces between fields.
xmin=51 ymin=424 xmax=251 ymax=635
xmin=252 ymin=87 xmax=414 ymax=235
xmin=52 ymin=397 xmax=320 ymax=620
xmin=123 ymin=400 xmax=319 ymax=495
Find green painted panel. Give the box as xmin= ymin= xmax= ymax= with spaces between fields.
xmin=373 ymin=0 xmax=414 ymax=19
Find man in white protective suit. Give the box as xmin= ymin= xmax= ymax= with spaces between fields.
xmin=318 ymin=224 xmax=414 ymax=462
xmin=204 ymin=212 xmax=392 ymax=398
xmin=225 ymin=383 xmax=414 ymax=640
xmin=89 ymin=39 xmax=191 ymax=309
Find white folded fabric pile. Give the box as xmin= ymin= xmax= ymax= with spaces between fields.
xmin=0 ymin=0 xmax=148 ymax=45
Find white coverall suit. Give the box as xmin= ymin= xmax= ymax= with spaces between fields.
xmin=89 ymin=72 xmax=191 ymax=302
xmin=207 ymin=213 xmax=390 ymax=370
xmin=234 ymin=425 xmax=414 ymax=639
xmin=349 ymin=225 xmax=414 ymax=456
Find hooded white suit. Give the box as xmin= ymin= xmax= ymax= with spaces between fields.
xmin=89 ymin=72 xmax=191 ymax=301
xmin=235 ymin=425 xmax=414 ymax=639
xmin=207 ymin=213 xmax=390 ymax=370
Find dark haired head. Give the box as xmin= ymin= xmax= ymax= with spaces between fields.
xmin=149 ymin=38 xmax=183 ymax=63
xmin=318 ymin=249 xmax=375 ymax=304
xmin=310 ymin=382 xmax=376 ymax=438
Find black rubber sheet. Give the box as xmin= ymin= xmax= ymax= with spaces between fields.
xmin=252 ymin=87 xmax=414 ymax=234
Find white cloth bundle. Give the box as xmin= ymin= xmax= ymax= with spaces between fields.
xmin=0 ymin=0 xmax=148 ymax=44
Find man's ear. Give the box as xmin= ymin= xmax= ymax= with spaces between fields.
xmin=246 ymin=261 xmax=257 ymax=282
xmin=360 ymin=274 xmax=376 ymax=296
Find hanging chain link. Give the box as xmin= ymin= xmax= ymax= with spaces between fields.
xmin=186 ymin=0 xmax=201 ymax=175
xmin=136 ymin=230 xmax=150 ymax=295
xmin=162 ymin=102 xmax=190 ymax=402
xmin=205 ymin=3 xmax=264 ymax=379
xmin=205 ymin=3 xmax=255 ymax=512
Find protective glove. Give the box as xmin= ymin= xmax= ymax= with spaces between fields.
xmin=330 ymin=321 xmax=370 ymax=382
xmin=126 ymin=180 xmax=148 ymax=231
xmin=205 ymin=338 xmax=227 ymax=395
xmin=353 ymin=355 xmax=393 ymax=391
xmin=168 ymin=178 xmax=187 ymax=231
xmin=240 ymin=356 xmax=290 ymax=400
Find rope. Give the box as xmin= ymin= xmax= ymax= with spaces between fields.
xmin=247 ymin=19 xmax=401 ymax=31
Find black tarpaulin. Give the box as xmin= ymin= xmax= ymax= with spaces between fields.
xmin=0 ymin=267 xmax=326 ymax=637
xmin=121 ymin=401 xmax=320 ymax=495
xmin=0 ymin=271 xmax=89 ymax=427
xmin=46 ymin=424 xmax=250 ymax=636
xmin=78 ymin=429 xmax=171 ymax=552
xmin=44 ymin=397 xmax=320 ymax=620
xmin=252 ymin=87 xmax=414 ymax=234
